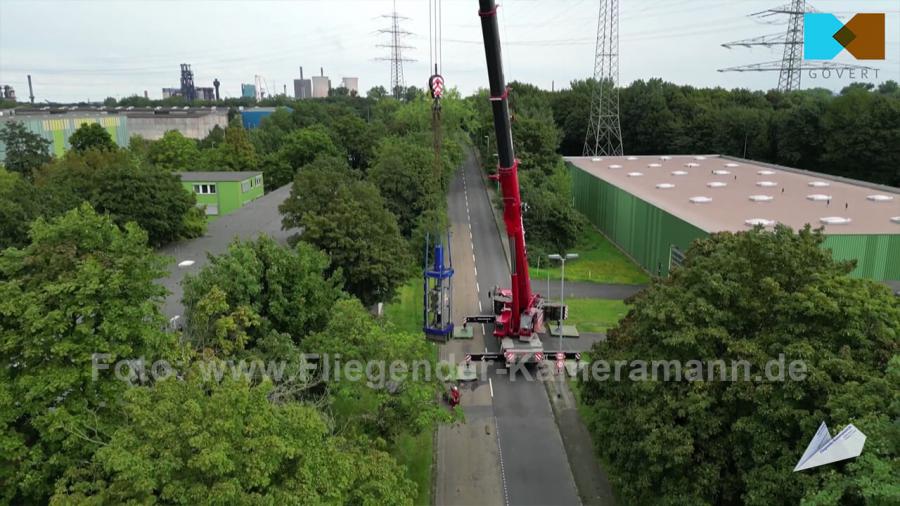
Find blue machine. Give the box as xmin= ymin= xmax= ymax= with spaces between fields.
xmin=424 ymin=234 xmax=454 ymax=341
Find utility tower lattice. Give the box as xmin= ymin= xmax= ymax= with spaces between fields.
xmin=376 ymin=0 xmax=416 ymax=99
xmin=777 ymin=0 xmax=805 ymax=91
xmin=584 ymin=0 xmax=623 ymax=157
xmin=720 ymin=1 xmax=873 ymax=92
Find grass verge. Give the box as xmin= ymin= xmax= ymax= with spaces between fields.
xmin=530 ymin=225 xmax=650 ymax=285
xmin=564 ymin=298 xmax=629 ymax=333
xmin=384 ymin=278 xmax=423 ymax=334
xmin=391 ymin=430 xmax=434 ymax=506
xmin=383 ymin=278 xmax=433 ymax=505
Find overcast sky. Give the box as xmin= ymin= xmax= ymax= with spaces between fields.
xmin=1 ymin=0 xmax=898 ymax=103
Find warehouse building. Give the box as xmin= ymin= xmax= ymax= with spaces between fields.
xmin=566 ymin=155 xmax=900 ymax=282
xmin=0 ymin=107 xmax=228 ymax=158
xmin=176 ymin=171 xmax=264 ymax=220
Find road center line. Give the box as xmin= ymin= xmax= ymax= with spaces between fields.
xmin=489 ymin=377 xmax=494 ymax=398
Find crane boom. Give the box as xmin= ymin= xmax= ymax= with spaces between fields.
xmin=477 ymin=0 xmax=542 ymax=341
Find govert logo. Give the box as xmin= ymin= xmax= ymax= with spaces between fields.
xmin=804 ymin=13 xmax=885 ymax=60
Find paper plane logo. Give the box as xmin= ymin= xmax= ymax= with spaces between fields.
xmin=794 ymin=422 xmax=867 ymax=472
xmin=804 ymin=13 xmax=885 ymax=60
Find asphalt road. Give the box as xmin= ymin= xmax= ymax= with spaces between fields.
xmin=534 ymin=280 xmax=645 ymax=301
xmin=157 ymin=183 xmax=298 ymax=324
xmin=457 ymin=151 xmax=581 ymax=506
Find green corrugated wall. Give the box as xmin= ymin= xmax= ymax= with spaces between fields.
xmin=569 ymin=163 xmax=707 ymax=277
xmin=823 ymin=235 xmax=900 ymax=280
xmin=568 ymin=163 xmax=899 ymax=281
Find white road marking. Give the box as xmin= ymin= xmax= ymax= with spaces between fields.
xmin=478 ymin=300 xmax=483 ymax=311
xmin=489 ymin=377 xmax=494 ymax=398
xmin=495 ymin=419 xmax=511 ymax=506
xmin=476 ymin=282 xmax=480 ymax=293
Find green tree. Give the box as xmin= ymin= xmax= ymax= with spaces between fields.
xmin=369 ymin=136 xmax=438 ymax=237
xmin=0 ymin=204 xmax=173 ymax=503
xmin=278 ymin=125 xmax=342 ymax=169
xmin=147 ymin=129 xmax=201 ymax=171
xmin=68 ymin=122 xmax=117 ymax=153
xmin=368 ymin=85 xmax=389 ymax=100
xmin=50 ymin=374 xmax=417 ymax=505
xmin=216 ymin=120 xmax=259 ymax=170
xmin=198 ymin=124 xmax=226 ymax=149
xmin=38 ymin=150 xmax=204 ymax=246
xmin=280 ymin=156 xmax=411 ymax=305
xmin=0 ymin=166 xmax=41 ymax=249
xmin=0 ymin=121 xmax=52 ymax=178
xmin=181 ymin=237 xmax=344 ymax=354
xmin=579 ymin=225 xmax=900 ymax=506
xmin=820 ymin=88 xmax=900 ymax=186
xmin=304 ymin=299 xmax=451 ymax=442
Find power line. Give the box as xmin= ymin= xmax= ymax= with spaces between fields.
xmin=718 ymin=0 xmax=876 ymax=92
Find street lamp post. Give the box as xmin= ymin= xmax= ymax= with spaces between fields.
xmin=548 ymin=253 xmax=578 ymax=353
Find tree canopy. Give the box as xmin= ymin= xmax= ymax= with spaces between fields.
xmin=37 ymin=149 xmax=204 ymax=246
xmin=146 ymin=129 xmax=201 ymax=171
xmin=181 ymin=236 xmax=344 ymax=354
xmin=280 ymin=156 xmax=411 ymax=306
xmin=68 ymin=122 xmax=117 ymax=153
xmin=51 ymin=373 xmax=417 ymax=505
xmin=0 ymin=166 xmax=41 ymax=249
xmin=0 ymin=120 xmax=51 ymax=179
xmin=579 ymin=225 xmax=900 ymax=505
xmin=0 ymin=204 xmax=172 ymax=503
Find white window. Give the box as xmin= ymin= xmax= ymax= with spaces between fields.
xmin=193 ymin=184 xmax=217 ymax=195
xmin=255 ymin=176 xmax=262 ymax=186
xmin=241 ymin=181 xmax=251 ymax=192
xmin=205 ymin=205 xmax=219 ymax=216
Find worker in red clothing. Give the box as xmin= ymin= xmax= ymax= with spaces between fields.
xmin=448 ymin=385 xmax=461 ymax=408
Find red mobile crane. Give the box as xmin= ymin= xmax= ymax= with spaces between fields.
xmin=463 ymin=0 xmax=566 ymax=365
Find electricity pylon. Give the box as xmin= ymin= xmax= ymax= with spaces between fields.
xmin=376 ymin=0 xmax=415 ymax=99
xmin=584 ymin=0 xmax=623 ymax=157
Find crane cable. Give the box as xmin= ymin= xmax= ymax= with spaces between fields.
xmin=429 ymin=0 xmax=445 ymax=191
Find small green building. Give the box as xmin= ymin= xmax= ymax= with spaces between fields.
xmin=176 ymin=171 xmax=264 ymax=220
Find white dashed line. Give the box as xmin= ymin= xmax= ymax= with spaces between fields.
xmin=495 ymin=420 xmax=511 ymax=506
xmin=489 ymin=377 xmax=494 ymax=398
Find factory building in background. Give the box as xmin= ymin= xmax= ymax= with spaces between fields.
xmin=311 ymin=68 xmax=330 ymax=98
xmin=293 ymin=67 xmax=312 ymax=99
xmin=340 ymin=77 xmax=359 ymax=95
xmin=241 ymin=84 xmax=257 ymax=99
xmin=0 ymin=107 xmax=228 ymax=159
